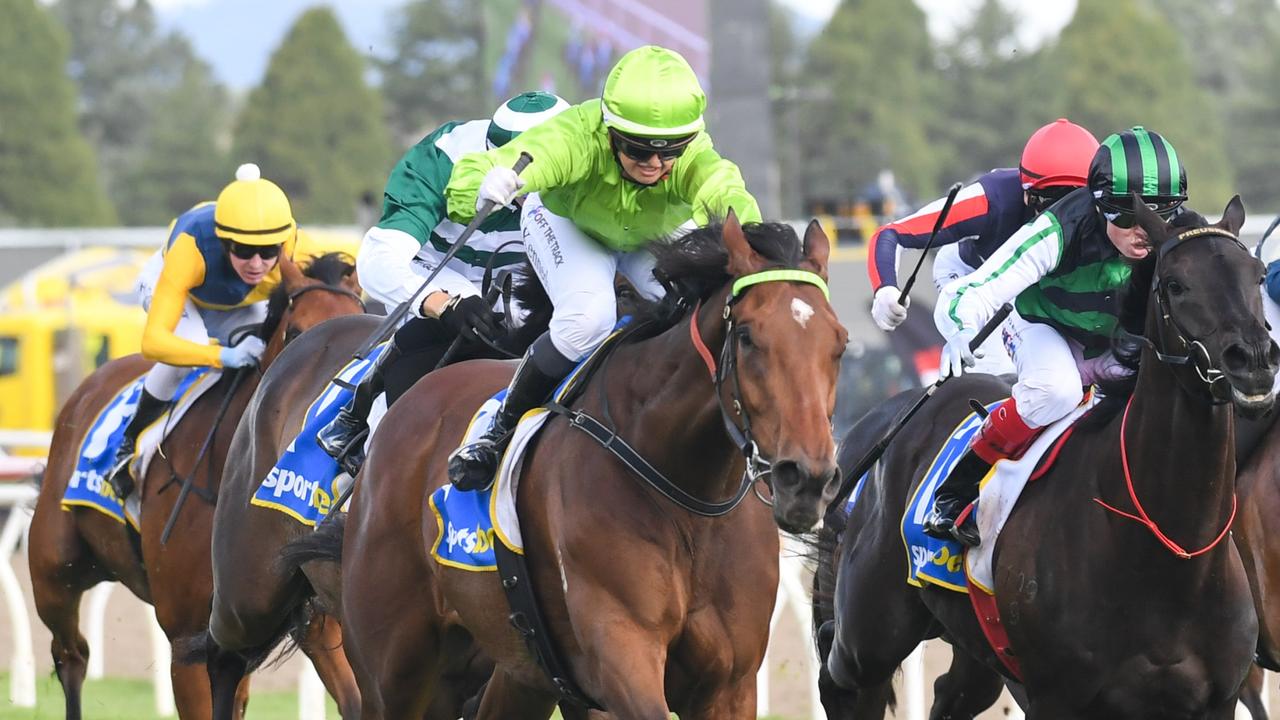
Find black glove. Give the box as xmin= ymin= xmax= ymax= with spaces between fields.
xmin=439 ymin=294 xmax=499 ymax=343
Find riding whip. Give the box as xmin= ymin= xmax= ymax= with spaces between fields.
xmin=353 ymin=152 xmax=534 ymax=359
xmin=898 ymin=181 xmax=964 ymax=305
xmin=831 ymin=302 xmax=1014 ymax=511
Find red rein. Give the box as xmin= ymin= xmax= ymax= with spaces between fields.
xmin=1092 ymin=397 xmax=1237 ymax=560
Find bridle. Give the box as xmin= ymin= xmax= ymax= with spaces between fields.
xmin=1130 ymin=225 xmax=1245 ymax=404
xmin=690 ymin=269 xmax=831 ymax=507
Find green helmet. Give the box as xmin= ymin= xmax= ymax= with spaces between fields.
xmin=601 ymin=45 xmax=706 ymax=139
xmin=487 ymin=91 xmax=570 ymax=149
xmin=1088 ymin=126 xmax=1187 ymax=218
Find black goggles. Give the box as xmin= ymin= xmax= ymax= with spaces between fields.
xmin=609 ymin=129 xmax=695 ymax=161
xmin=1097 ymin=195 xmax=1184 ymax=229
xmin=1026 ymin=186 xmax=1074 ymax=214
xmin=224 ymin=240 xmax=283 ymax=260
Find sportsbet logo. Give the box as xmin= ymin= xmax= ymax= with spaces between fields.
xmin=261 ymin=467 xmax=333 ymax=516
xmin=446 ymin=520 xmax=497 ymax=556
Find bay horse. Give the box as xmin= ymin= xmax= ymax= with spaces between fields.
xmin=821 ymin=196 xmax=1277 ymax=718
xmin=288 ymin=214 xmax=847 ymax=719
xmin=28 ymin=253 xmax=364 ymax=720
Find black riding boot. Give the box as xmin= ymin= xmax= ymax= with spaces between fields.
xmin=447 ymin=336 xmax=572 ymax=491
xmin=107 ymin=388 xmax=170 ymax=500
xmin=317 ymin=339 xmax=402 ymax=477
xmin=921 ymin=450 xmax=989 ymax=547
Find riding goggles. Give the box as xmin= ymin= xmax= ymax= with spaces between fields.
xmin=224 ymin=239 xmax=284 ymax=260
xmin=1096 ymin=194 xmax=1184 ymax=229
xmin=609 ymin=129 xmax=696 ymax=162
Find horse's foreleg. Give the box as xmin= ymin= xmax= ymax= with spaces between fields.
xmin=205 ymin=633 xmax=250 ymax=720
xmin=1241 ymin=664 xmax=1269 ymax=720
xmin=473 ymin=667 xmax=559 ymax=720
xmin=929 ymin=650 xmax=1006 ymax=720
xmin=32 ymin=582 xmax=91 ymax=720
xmin=298 ymin=613 xmax=360 ymax=719
xmin=170 ymin=657 xmax=215 ymax=720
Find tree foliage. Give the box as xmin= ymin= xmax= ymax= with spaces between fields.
xmin=52 ymin=0 xmax=229 ymax=224
xmin=800 ymin=0 xmax=939 ymax=204
xmin=1043 ymin=0 xmax=1233 ymax=208
xmin=232 ymin=7 xmax=393 ymax=224
xmin=0 ymin=0 xmax=114 ymax=226
xmin=379 ymin=0 xmax=486 ymax=144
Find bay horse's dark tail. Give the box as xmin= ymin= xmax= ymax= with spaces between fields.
xmin=279 ymin=513 xmax=347 ymax=571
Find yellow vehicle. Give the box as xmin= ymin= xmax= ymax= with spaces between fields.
xmin=0 ymin=229 xmax=360 ymax=447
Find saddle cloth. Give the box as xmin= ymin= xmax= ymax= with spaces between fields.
xmin=891 ymin=391 xmax=1097 ymax=594
xmin=251 ymin=343 xmax=390 ymax=526
xmin=62 ymin=367 xmax=218 ymax=528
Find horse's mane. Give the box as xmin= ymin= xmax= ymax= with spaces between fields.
xmin=623 ymin=220 xmax=805 ymax=341
xmin=259 ymin=252 xmax=356 ymax=341
xmin=1082 ymin=208 xmax=1210 ymax=427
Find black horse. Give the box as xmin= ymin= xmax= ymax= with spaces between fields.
xmin=819 ymin=196 xmax=1277 ymax=718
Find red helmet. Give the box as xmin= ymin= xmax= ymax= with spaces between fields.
xmin=1019 ymin=118 xmax=1100 ymax=190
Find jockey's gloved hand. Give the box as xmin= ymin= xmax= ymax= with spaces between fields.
xmin=477 ymin=166 xmax=525 ymax=211
xmin=219 ymin=336 xmax=267 ymax=368
xmin=871 ymin=286 xmax=909 ymax=331
xmin=941 ymin=328 xmax=982 ymax=378
xmin=440 ymin=294 xmax=500 ymax=343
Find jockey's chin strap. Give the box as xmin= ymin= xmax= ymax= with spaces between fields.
xmin=1129 ymin=226 xmax=1244 ymax=404
xmin=691 ymin=269 xmax=831 ymax=505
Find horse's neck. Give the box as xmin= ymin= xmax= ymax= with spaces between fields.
xmin=1121 ymin=352 xmax=1235 ymax=550
xmin=599 ymin=298 xmax=744 ymax=505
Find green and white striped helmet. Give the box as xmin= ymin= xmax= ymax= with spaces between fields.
xmin=1088 ymin=126 xmax=1187 ymax=218
xmin=487 ymin=91 xmax=570 ymax=149
xmin=601 ymin=45 xmax=706 ymax=142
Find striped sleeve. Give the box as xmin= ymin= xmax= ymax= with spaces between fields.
xmin=867 ymin=180 xmax=991 ymax=291
xmin=936 ymin=211 xmax=1065 ymax=338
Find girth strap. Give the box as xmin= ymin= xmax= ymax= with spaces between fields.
xmin=493 ymin=541 xmax=603 ymax=710
xmin=544 ymin=401 xmax=754 ymax=517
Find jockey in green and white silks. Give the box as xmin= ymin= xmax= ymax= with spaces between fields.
xmin=316 ymin=92 xmax=571 ymax=475
xmin=922 ymin=127 xmax=1189 ymax=547
xmin=444 ymin=45 xmax=762 ymax=491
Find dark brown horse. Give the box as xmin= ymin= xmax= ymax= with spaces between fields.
xmin=287 ymin=215 xmax=847 ymax=719
xmin=821 ymin=197 xmax=1277 ymax=718
xmin=28 ymin=253 xmax=363 ymax=720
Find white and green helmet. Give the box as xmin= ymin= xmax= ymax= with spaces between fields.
xmin=487 ymin=91 xmax=571 ymax=149
xmin=601 ymin=45 xmax=706 ymax=145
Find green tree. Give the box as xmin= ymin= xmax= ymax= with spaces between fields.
xmin=935 ymin=0 xmax=1048 ymax=184
xmin=1229 ymin=18 xmax=1280 ymax=208
xmin=232 ymin=7 xmax=394 ymax=224
xmin=800 ymin=0 xmax=940 ymax=206
xmin=0 ymin=0 xmax=114 ymax=226
xmin=53 ymin=0 xmax=229 ymax=223
xmin=1046 ymin=0 xmax=1233 ymax=208
xmin=380 ymin=0 xmax=486 ymax=143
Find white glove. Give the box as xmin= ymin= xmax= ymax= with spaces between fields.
xmin=219 ymin=336 xmax=266 ymax=368
xmin=871 ymin=286 xmax=910 ymax=331
xmin=477 ymin=166 xmax=525 ymax=211
xmin=941 ymin=328 xmax=982 ymax=378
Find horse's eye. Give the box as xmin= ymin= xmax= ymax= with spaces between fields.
xmin=1260 ymin=275 xmax=1267 ymax=287
xmin=1166 ymin=280 xmax=1186 ymax=296
xmin=736 ymin=325 xmax=755 ymax=349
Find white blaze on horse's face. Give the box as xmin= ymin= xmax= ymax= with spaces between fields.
xmin=791 ymin=297 xmax=815 ymax=329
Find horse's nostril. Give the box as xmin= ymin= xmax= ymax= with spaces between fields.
xmin=1223 ymin=344 xmax=1249 ymax=372
xmin=1269 ymin=341 xmax=1280 ymax=369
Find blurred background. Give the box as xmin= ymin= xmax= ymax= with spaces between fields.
xmin=3 ymin=1 xmax=1280 ymax=717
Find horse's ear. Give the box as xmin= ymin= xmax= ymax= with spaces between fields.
xmin=1132 ymin=193 xmax=1171 ymax=248
xmin=722 ymin=208 xmax=760 ymax=276
xmin=344 ymin=266 xmax=363 ymax=295
xmin=802 ymin=219 xmax=830 ymax=281
xmin=279 ymin=252 xmax=304 ymax=289
xmin=1218 ymin=194 xmax=1246 ymax=236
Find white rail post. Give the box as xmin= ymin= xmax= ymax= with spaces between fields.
xmin=148 ymin=607 xmax=175 ymax=717
xmin=298 ymin=660 xmax=327 ymax=720
xmin=85 ymin=583 xmax=115 ymax=679
xmin=903 ymin=643 xmax=926 ymax=720
xmin=0 ymin=484 xmax=38 ymax=707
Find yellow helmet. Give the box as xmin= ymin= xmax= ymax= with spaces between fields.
xmin=214 ymin=163 xmax=296 ymax=246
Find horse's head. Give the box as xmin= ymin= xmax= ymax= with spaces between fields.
xmin=719 ymin=212 xmax=849 ymax=533
xmin=260 ymin=252 xmax=364 ymax=364
xmin=1135 ymin=195 xmax=1279 ymax=415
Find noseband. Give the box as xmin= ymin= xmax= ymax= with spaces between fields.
xmin=286 ymin=282 xmax=365 ymax=309
xmin=1136 ymin=226 xmax=1244 ymax=403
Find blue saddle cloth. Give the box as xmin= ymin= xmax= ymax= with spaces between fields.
xmin=62 ymin=368 xmax=208 ymax=526
xmin=251 ymin=343 xmax=389 ymax=526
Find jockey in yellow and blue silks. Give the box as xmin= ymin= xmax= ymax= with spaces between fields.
xmin=443 ymin=45 xmax=761 ymax=490
xmin=107 ymin=163 xmax=298 ymax=499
